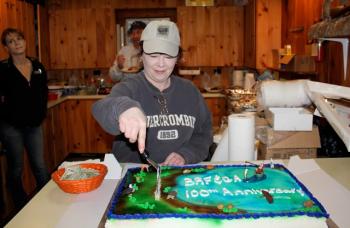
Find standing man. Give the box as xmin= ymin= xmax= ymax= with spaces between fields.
xmin=109 ymin=21 xmax=147 ymax=82
xmin=0 ymin=28 xmax=49 ymax=209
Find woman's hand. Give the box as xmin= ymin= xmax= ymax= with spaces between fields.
xmin=161 ymin=152 xmax=185 ymax=166
xmin=119 ymin=107 xmax=147 ymax=152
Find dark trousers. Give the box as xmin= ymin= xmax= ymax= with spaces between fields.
xmin=0 ymin=122 xmax=49 ymax=208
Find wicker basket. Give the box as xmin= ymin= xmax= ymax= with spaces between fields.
xmin=52 ymin=163 xmax=108 ymax=194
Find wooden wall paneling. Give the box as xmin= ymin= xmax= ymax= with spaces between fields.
xmin=324 ymin=41 xmax=350 ymax=87
xmin=105 ymin=8 xmax=117 ymax=68
xmin=63 ymin=100 xmax=73 ymax=152
xmin=47 ymin=9 xmax=58 ymax=67
xmin=49 ymin=9 xmax=69 ymax=68
xmin=286 ymin=0 xmax=301 ymax=53
xmin=223 ymin=6 xmax=244 ymax=66
xmin=205 ymin=97 xmax=226 ymax=127
xmin=21 ymin=2 xmax=36 ymax=57
xmin=42 ymin=107 xmax=56 ymax=172
xmin=255 ymin=0 xmax=282 ymax=70
xmin=177 ymin=6 xmax=198 ymax=65
xmin=244 ymin=0 xmax=256 ymax=68
xmin=86 ymin=9 xmax=98 ymax=68
xmin=5 ymin=0 xmax=16 ymax=28
xmin=42 ymin=103 xmax=69 ymax=173
xmin=60 ymin=9 xmax=70 ymax=68
xmin=51 ymin=102 xmax=69 ymax=167
xmin=70 ymin=9 xmax=82 ymax=68
xmin=76 ymin=9 xmax=91 ymax=68
xmin=327 ymin=43 xmax=343 ymax=86
xmin=95 ymin=9 xmax=110 ymax=68
xmin=37 ymin=5 xmax=51 ymax=68
xmin=0 ymin=1 xmax=8 ymax=58
xmin=58 ymin=101 xmax=70 ymax=162
xmin=79 ymin=99 xmax=92 ymax=151
xmin=207 ymin=7 xmax=218 ymax=65
xmin=112 ymin=0 xmax=182 ymax=9
xmin=285 ymin=0 xmax=322 ymax=55
xmin=94 ymin=8 xmax=116 ymax=68
xmin=62 ymin=99 xmax=113 ymax=153
xmin=61 ymin=9 xmax=73 ymax=68
xmin=84 ymin=100 xmax=114 ymax=153
xmin=315 ymin=39 xmax=350 ymax=87
xmin=65 ymin=100 xmax=87 ymax=152
xmin=48 ymin=6 xmax=116 ymax=69
xmin=46 ymin=0 xmax=242 ymax=69
xmin=178 ymin=6 xmax=243 ymax=67
xmin=198 ymin=7 xmax=211 ymax=65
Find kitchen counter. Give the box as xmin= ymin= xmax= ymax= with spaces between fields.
xmin=47 ymin=93 xmax=226 ymax=109
xmin=47 ymin=95 xmax=105 ymax=108
xmin=5 ymin=157 xmax=350 ymax=228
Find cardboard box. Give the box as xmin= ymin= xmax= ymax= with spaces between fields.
xmin=285 ymin=55 xmax=316 ymax=73
xmin=265 ymin=107 xmax=313 ymax=131
xmin=257 ymin=126 xmax=320 ymax=160
xmin=271 ymin=49 xmax=315 ymax=72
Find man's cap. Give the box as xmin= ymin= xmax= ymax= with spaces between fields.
xmin=141 ymin=20 xmax=180 ymax=57
xmin=128 ymin=21 xmax=147 ymax=34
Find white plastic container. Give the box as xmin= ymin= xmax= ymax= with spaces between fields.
xmin=265 ymin=107 xmax=313 ymax=131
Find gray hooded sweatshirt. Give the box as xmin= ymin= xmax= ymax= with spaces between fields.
xmin=91 ymin=72 xmax=213 ymax=164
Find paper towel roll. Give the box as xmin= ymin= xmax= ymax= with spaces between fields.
xmin=244 ymin=73 xmax=256 ymax=90
xmin=258 ymin=80 xmax=311 ymax=108
xmin=232 ymin=70 xmax=244 ymax=87
xmin=228 ymin=113 xmax=255 ymax=161
xmin=211 ymin=128 xmax=229 ymax=162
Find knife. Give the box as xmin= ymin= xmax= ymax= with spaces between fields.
xmin=140 ymin=149 xmax=159 ymax=170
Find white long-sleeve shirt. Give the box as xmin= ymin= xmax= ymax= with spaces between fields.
xmin=109 ymin=44 xmax=142 ymax=82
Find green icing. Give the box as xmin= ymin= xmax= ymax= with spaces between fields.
xmin=160 ymin=171 xmax=171 ymax=177
xmin=191 ymin=168 xmax=207 ymax=173
xmin=137 ymin=202 xmax=156 ymax=210
xmin=131 ymin=184 xmax=138 ymax=191
xmin=133 ymin=170 xmax=147 ymax=183
xmin=163 ymin=186 xmax=172 ymax=193
xmin=223 ymin=207 xmax=238 ymax=213
xmin=127 ymin=194 xmax=136 ymax=203
xmin=178 ymin=207 xmax=188 ymax=212
xmin=116 ymin=166 xmax=325 ymax=217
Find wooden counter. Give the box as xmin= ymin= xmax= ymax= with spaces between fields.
xmin=48 ymin=93 xmax=226 ymax=108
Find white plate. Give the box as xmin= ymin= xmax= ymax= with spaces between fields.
xmin=121 ymin=67 xmax=140 ymax=73
xmin=64 ymin=85 xmax=78 ymax=89
xmin=48 ymin=85 xmax=64 ymax=90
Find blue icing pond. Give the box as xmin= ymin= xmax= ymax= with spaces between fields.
xmin=173 ymin=166 xmax=309 ymax=212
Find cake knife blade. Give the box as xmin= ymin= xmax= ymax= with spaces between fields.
xmin=140 ymin=149 xmax=159 ymax=169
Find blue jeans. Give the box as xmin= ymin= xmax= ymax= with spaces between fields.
xmin=0 ymin=122 xmax=49 ymax=208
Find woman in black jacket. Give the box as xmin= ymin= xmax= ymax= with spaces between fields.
xmin=0 ymin=28 xmax=49 ymax=209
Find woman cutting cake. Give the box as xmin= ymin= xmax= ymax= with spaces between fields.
xmin=92 ymin=20 xmax=213 ymax=166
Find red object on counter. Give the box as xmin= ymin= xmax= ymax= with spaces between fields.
xmin=48 ymin=93 xmax=58 ymax=100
